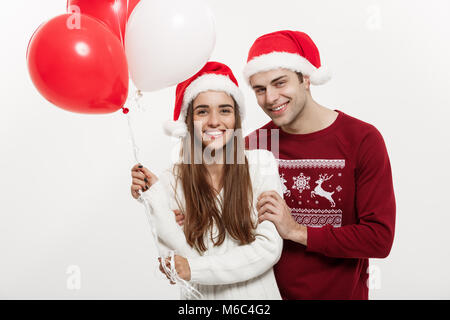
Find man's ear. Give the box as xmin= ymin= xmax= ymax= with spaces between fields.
xmin=303 ymin=75 xmax=311 ymax=91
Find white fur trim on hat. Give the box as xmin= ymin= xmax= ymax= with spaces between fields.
xmin=243 ymin=51 xmax=331 ymax=85
xmin=310 ymin=65 xmax=332 ymax=85
xmin=163 ymin=119 xmax=188 ymax=138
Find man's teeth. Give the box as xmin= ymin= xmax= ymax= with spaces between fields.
xmin=272 ymin=103 xmax=287 ymax=111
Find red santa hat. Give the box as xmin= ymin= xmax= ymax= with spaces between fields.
xmin=243 ymin=30 xmax=331 ymax=85
xmin=164 ymin=61 xmax=245 ymax=138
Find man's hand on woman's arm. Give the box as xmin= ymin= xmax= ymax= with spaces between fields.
xmin=257 ymin=190 xmax=308 ymax=246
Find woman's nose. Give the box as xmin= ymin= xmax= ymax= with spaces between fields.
xmin=207 ymin=110 xmax=220 ymax=127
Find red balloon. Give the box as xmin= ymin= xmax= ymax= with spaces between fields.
xmin=27 ymin=14 xmax=129 ymax=114
xmin=67 ymin=0 xmax=128 ymax=45
xmin=127 ymin=0 xmax=141 ymax=20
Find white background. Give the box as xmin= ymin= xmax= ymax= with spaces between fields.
xmin=1 ymin=0 xmax=449 ymax=299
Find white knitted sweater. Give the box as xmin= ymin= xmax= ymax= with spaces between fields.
xmin=139 ymin=149 xmax=283 ymax=300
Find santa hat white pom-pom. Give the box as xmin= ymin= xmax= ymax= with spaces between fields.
xmin=310 ymin=66 xmax=332 ymax=85
xmin=163 ymin=120 xmax=188 ymax=138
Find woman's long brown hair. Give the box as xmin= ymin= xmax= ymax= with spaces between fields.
xmin=174 ymin=98 xmax=256 ymax=253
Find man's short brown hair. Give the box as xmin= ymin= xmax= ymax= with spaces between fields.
xmin=296 ymin=72 xmax=304 ymax=84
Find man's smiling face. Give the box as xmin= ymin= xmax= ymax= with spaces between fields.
xmin=250 ymin=68 xmax=309 ymax=129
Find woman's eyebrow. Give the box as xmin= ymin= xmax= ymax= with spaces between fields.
xmin=219 ymin=104 xmax=233 ymax=108
xmin=194 ymin=105 xmax=209 ymax=110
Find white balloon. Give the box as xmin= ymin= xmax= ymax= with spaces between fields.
xmin=125 ymin=0 xmax=216 ymax=92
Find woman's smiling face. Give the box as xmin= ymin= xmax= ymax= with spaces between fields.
xmin=192 ymin=90 xmax=236 ymax=151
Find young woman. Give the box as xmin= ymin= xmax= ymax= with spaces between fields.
xmin=130 ymin=62 xmax=283 ymax=299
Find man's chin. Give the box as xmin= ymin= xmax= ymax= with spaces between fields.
xmin=271 ymin=117 xmax=287 ymax=128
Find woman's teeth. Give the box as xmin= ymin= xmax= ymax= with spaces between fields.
xmin=205 ymin=131 xmax=224 ymax=138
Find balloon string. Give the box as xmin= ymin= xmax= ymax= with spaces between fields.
xmin=124 ymin=91 xmax=203 ymax=300
xmin=126 ymin=112 xmax=140 ymax=164
xmin=133 ymin=89 xmax=143 ymax=111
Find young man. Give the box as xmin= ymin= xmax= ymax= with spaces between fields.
xmin=244 ymin=30 xmax=396 ymax=300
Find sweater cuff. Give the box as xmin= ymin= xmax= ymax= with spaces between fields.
xmin=305 ymin=226 xmax=328 ymax=254
xmin=138 ymin=180 xmax=165 ymax=204
xmin=187 ymin=256 xmax=210 ymax=284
